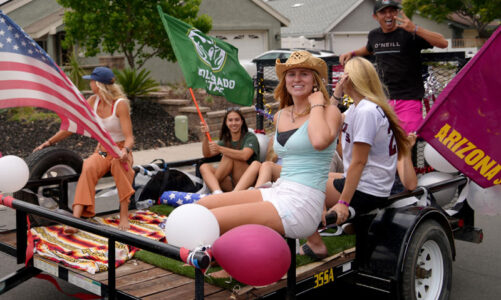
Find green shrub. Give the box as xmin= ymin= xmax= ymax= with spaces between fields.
xmin=114 ymin=68 xmax=160 ymax=101
xmin=66 ymin=51 xmax=87 ymax=91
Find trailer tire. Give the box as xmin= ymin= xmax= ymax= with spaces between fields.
xmin=13 ymin=147 xmax=82 ymax=226
xmin=401 ymin=220 xmax=452 ymax=300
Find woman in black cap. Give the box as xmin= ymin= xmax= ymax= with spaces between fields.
xmin=34 ymin=66 xmax=135 ymax=233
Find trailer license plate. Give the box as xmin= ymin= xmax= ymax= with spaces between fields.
xmin=313 ymin=268 xmax=335 ymax=288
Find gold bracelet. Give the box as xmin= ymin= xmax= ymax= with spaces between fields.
xmin=311 ymin=104 xmax=325 ymax=109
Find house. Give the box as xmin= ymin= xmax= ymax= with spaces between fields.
xmin=266 ymin=0 xmax=468 ymax=55
xmin=1 ymin=0 xmax=289 ymax=84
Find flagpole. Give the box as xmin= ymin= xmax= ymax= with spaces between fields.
xmin=189 ymin=88 xmax=212 ymax=142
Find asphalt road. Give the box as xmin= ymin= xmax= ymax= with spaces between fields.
xmin=1 ymin=201 xmax=500 ymax=299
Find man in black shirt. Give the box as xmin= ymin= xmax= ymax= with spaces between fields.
xmin=339 ymin=0 xmax=448 ymax=134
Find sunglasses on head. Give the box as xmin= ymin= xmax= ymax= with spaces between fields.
xmin=226 ymin=107 xmax=240 ymax=112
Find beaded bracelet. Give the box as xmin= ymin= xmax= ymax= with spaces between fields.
xmin=338 ymin=200 xmax=350 ymax=207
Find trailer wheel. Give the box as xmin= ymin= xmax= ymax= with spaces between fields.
xmin=13 ymin=147 xmax=82 ymax=226
xmin=401 ymin=220 xmax=452 ymax=300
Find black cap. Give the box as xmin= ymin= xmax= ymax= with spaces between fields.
xmin=374 ymin=0 xmax=402 ymax=13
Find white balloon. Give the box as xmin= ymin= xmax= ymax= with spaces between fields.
xmin=467 ymin=182 xmax=501 ymax=216
xmin=418 ymin=172 xmax=456 ymax=206
xmin=164 ymin=204 xmax=220 ymax=250
xmin=0 ymin=155 xmax=29 ymax=193
xmin=424 ymin=143 xmax=458 ymax=173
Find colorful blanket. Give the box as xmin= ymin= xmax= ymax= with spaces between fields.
xmin=31 ymin=211 xmax=167 ymax=274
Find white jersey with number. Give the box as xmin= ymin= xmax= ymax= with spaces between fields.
xmin=342 ymin=99 xmax=398 ymax=197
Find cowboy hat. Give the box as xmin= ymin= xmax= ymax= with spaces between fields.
xmin=275 ymin=50 xmax=327 ymax=81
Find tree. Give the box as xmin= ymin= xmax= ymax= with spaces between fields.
xmin=58 ymin=0 xmax=212 ymax=69
xmin=402 ymin=0 xmax=501 ymax=38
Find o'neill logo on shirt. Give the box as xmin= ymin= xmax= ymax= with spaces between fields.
xmin=374 ymin=41 xmax=401 ymax=48
xmin=188 ymin=29 xmax=227 ymax=72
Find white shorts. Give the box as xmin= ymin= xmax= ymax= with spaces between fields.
xmin=260 ymin=178 xmax=325 ymax=239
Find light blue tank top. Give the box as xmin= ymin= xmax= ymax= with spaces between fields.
xmin=274 ymin=111 xmax=336 ymax=192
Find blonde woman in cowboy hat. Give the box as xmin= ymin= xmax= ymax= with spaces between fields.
xmin=198 ymin=51 xmax=341 ymax=244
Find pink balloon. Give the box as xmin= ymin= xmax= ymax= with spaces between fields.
xmin=212 ymin=224 xmax=291 ymax=286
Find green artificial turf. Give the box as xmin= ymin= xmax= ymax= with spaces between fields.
xmin=149 ymin=204 xmax=175 ymax=216
xmin=134 ymin=204 xmax=356 ymax=289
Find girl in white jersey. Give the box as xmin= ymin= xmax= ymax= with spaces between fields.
xmin=300 ymin=57 xmax=410 ymax=259
xmin=34 ymin=67 xmax=134 ymax=233
xmin=197 ymin=52 xmax=341 ymax=281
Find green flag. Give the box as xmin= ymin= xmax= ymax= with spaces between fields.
xmin=158 ymin=6 xmax=254 ymax=106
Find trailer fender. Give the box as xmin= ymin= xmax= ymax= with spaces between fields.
xmin=356 ymin=205 xmax=455 ymax=282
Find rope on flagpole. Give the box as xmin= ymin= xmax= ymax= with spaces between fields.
xmin=189 ymin=88 xmax=212 ymax=142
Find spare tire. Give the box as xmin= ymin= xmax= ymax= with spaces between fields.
xmin=13 ymin=147 xmax=83 ymax=226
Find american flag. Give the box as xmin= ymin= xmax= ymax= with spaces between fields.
xmin=0 ymin=12 xmax=121 ymax=158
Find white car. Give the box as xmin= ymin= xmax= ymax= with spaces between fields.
xmin=240 ymin=49 xmax=334 ymax=78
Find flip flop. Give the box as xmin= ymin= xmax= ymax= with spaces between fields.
xmin=299 ymin=243 xmax=328 ymax=261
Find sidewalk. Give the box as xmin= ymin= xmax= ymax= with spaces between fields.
xmin=132 ymin=142 xmax=203 ymax=166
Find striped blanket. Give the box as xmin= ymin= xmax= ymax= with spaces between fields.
xmin=31 ymin=211 xmax=167 ymax=274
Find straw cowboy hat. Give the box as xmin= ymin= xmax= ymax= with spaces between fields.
xmin=275 ymin=50 xmax=328 ymax=82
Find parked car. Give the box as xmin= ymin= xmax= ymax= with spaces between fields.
xmin=240 ymin=49 xmax=334 ymax=78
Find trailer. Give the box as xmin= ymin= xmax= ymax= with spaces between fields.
xmin=0 ymin=145 xmax=483 ymax=300
xmin=1 ymin=51 xmax=482 ymax=299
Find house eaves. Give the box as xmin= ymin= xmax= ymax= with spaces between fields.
xmin=252 ymin=0 xmax=290 ymax=27
xmin=267 ymin=0 xmax=362 ymax=38
xmin=23 ymin=7 xmax=64 ymax=39
xmin=0 ymin=0 xmax=32 ymax=14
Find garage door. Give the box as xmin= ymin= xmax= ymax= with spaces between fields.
xmin=332 ymin=33 xmax=367 ymax=56
xmin=210 ymin=30 xmax=267 ymax=61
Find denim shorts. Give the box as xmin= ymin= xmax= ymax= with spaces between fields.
xmin=260 ymin=178 xmax=325 ymax=239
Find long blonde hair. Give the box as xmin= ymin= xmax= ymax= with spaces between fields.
xmin=344 ymin=57 xmax=410 ymax=158
xmin=95 ymin=81 xmax=130 ymax=110
xmin=274 ymin=70 xmax=329 ymax=110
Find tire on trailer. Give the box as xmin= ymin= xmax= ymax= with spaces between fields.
xmin=401 ymin=219 xmax=452 ymax=300
xmin=13 ymin=147 xmax=82 ymax=226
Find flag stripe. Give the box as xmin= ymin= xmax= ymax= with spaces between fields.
xmin=0 ymin=53 xmax=89 ymax=109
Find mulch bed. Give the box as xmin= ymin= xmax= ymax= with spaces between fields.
xmin=0 ymin=100 xmax=200 ymax=160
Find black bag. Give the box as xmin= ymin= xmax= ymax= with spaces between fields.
xmin=135 ymin=159 xmax=204 ymax=203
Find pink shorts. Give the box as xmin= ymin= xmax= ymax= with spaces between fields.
xmin=388 ymin=99 xmax=423 ymax=134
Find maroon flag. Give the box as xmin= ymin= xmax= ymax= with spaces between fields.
xmin=0 ymin=12 xmax=121 ymax=158
xmin=417 ymin=26 xmax=501 ymax=188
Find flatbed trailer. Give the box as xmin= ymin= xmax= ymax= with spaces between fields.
xmin=0 ymin=147 xmax=483 ymax=299
xmin=0 ymin=150 xmax=361 ymax=299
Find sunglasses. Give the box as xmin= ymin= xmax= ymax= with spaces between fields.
xmin=226 ymin=107 xmax=241 ymax=112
